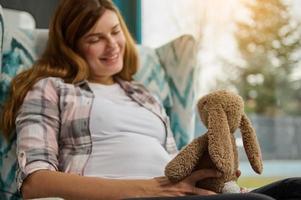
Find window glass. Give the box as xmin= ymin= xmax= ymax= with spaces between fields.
xmin=142 ymin=0 xmax=301 ymax=188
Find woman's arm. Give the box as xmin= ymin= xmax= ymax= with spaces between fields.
xmin=22 ymin=169 xmax=220 ymax=200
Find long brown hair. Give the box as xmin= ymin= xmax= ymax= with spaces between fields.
xmin=0 ymin=0 xmax=138 ymax=139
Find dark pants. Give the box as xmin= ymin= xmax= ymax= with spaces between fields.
xmin=252 ymin=177 xmax=301 ymax=200
xmin=124 ymin=177 xmax=301 ymax=200
xmin=124 ymin=193 xmax=274 ymax=200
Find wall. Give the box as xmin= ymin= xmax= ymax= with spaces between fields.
xmin=0 ymin=0 xmax=59 ymax=28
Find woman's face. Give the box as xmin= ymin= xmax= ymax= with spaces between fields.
xmin=78 ymin=10 xmax=126 ymax=85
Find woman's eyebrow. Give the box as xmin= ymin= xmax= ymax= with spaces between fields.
xmin=85 ymin=32 xmax=104 ymax=39
xmin=111 ymin=24 xmax=120 ymax=30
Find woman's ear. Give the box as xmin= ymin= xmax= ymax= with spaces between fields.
xmin=240 ymin=114 xmax=263 ymax=174
xmin=207 ymin=105 xmax=234 ymax=174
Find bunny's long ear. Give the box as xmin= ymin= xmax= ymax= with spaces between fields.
xmin=240 ymin=114 xmax=263 ymax=174
xmin=208 ymin=105 xmax=234 ymax=175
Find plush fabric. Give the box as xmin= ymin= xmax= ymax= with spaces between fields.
xmin=0 ymin=5 xmax=197 ymax=199
xmin=165 ymin=90 xmax=263 ymax=193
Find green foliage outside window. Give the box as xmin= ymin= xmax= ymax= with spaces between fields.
xmin=223 ymin=0 xmax=301 ymax=116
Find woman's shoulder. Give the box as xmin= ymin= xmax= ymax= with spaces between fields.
xmin=34 ymin=77 xmax=83 ymax=90
xmin=34 ymin=77 xmax=65 ymax=87
xmin=22 ymin=77 xmax=65 ymax=103
xmin=28 ymin=77 xmax=89 ymax=102
xmin=31 ymin=77 xmax=70 ymax=96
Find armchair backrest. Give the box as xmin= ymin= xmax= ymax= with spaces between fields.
xmin=0 ymin=5 xmax=198 ymax=199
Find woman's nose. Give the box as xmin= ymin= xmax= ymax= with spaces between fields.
xmin=107 ymin=36 xmax=117 ymax=49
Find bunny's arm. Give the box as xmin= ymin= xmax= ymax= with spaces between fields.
xmin=165 ymin=134 xmax=208 ymax=182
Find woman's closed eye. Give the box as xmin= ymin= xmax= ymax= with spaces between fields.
xmin=112 ymin=28 xmax=121 ymax=36
xmin=87 ymin=35 xmax=105 ymax=44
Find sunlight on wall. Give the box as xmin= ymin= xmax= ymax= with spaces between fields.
xmin=142 ymin=0 xmax=203 ymax=47
xmin=142 ymin=0 xmax=301 ymax=96
xmin=142 ymin=0 xmax=247 ymax=95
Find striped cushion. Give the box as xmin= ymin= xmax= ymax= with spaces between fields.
xmin=0 ymin=5 xmax=23 ymax=200
xmin=0 ymin=28 xmax=37 ymax=104
xmin=135 ymin=45 xmax=173 ymax=109
xmin=156 ymin=35 xmax=197 ymax=149
xmin=0 ymin=6 xmax=3 ymax=70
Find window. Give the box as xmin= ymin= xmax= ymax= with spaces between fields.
xmin=142 ymin=0 xmax=301 ymax=188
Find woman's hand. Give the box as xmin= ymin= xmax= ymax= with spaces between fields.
xmin=152 ymin=169 xmax=221 ymax=197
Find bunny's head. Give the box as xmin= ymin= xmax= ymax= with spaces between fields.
xmin=198 ymin=90 xmax=244 ymax=133
xmin=197 ymin=90 xmax=263 ymax=174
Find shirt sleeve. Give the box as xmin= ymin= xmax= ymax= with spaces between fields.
xmin=15 ymin=78 xmax=60 ymax=191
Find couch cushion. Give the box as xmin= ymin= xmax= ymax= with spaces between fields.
xmin=0 ymin=6 xmax=3 ymax=68
xmin=0 ymin=28 xmax=37 ymax=103
xmin=0 ymin=4 xmax=23 ymax=200
xmin=135 ymin=45 xmax=173 ymax=108
xmin=156 ymin=35 xmax=197 ymax=149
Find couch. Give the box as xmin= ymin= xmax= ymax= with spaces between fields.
xmin=0 ymin=4 xmax=198 ymax=199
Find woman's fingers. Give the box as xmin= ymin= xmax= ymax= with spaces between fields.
xmin=183 ymin=169 xmax=221 ymax=195
xmin=193 ymin=187 xmax=217 ymax=195
xmin=187 ymin=169 xmax=222 ymax=183
xmin=154 ymin=169 xmax=221 ymax=196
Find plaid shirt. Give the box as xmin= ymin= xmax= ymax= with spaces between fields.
xmin=16 ymin=77 xmax=178 ymax=190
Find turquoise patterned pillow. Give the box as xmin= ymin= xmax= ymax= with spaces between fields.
xmin=134 ymin=45 xmax=173 ymax=109
xmin=156 ymin=35 xmax=197 ymax=149
xmin=0 ymin=28 xmax=37 ymax=105
xmin=0 ymin=5 xmax=35 ymax=200
xmin=0 ymin=6 xmax=3 ymax=70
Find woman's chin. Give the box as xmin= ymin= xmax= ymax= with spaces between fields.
xmin=102 ymin=64 xmax=123 ymax=75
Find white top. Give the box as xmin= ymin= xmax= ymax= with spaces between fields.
xmin=84 ymin=82 xmax=171 ymax=179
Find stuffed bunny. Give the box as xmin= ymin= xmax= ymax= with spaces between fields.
xmin=165 ymin=90 xmax=263 ymax=193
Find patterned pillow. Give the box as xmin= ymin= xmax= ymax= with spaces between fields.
xmin=0 ymin=5 xmax=31 ymax=200
xmin=156 ymin=35 xmax=197 ymax=149
xmin=0 ymin=26 xmax=37 ymax=105
xmin=0 ymin=6 xmax=3 ymax=69
xmin=134 ymin=45 xmax=173 ymax=109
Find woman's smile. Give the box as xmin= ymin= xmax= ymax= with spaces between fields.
xmin=100 ymin=52 xmax=120 ymax=66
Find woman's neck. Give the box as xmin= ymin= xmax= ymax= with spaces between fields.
xmin=88 ymin=77 xmax=115 ymax=85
